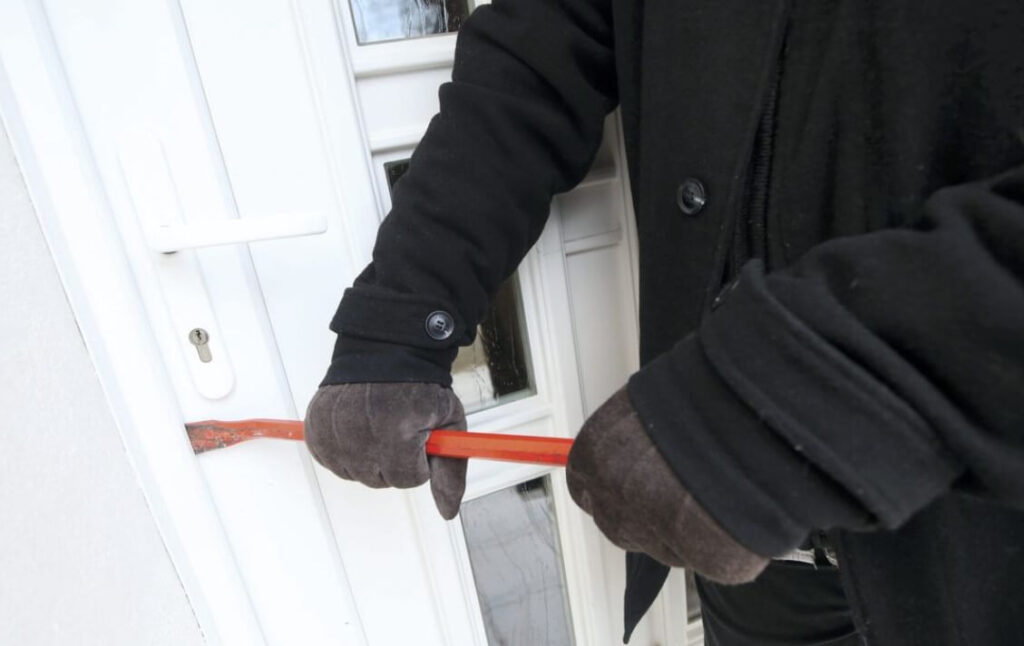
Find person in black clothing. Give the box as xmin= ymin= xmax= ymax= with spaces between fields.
xmin=304 ymin=1 xmax=1024 ymax=644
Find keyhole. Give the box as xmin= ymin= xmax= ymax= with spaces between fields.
xmin=188 ymin=327 xmax=213 ymax=363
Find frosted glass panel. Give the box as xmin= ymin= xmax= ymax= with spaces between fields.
xmin=460 ymin=477 xmax=575 ymax=646
xmin=349 ymin=0 xmax=472 ymax=45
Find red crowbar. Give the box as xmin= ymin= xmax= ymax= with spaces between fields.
xmin=185 ymin=418 xmax=573 ymax=467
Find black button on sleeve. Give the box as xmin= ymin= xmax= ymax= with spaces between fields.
xmin=677 ymin=178 xmax=708 ymax=215
xmin=331 ymin=286 xmax=466 ymax=349
xmin=425 ymin=311 xmax=455 ymax=340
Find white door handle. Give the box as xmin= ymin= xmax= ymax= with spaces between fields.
xmin=146 ymin=211 xmax=327 ymax=253
xmin=118 ymin=134 xmax=328 ymax=253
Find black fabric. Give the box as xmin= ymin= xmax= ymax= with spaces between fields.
xmin=837 ymin=495 xmax=1024 ymax=646
xmin=697 ymin=561 xmax=862 ymax=646
xmin=623 ymin=551 xmax=671 ymax=643
xmin=320 ymin=0 xmax=1024 ymax=642
xmin=321 ymin=334 xmax=457 ymax=387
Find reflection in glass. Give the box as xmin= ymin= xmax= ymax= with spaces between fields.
xmin=384 ymin=158 xmax=536 ymax=413
xmin=461 ymin=478 xmax=575 ymax=646
xmin=349 ymin=0 xmax=472 ymax=45
xmin=451 ymin=274 xmax=534 ymax=413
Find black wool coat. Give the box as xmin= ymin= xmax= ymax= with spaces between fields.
xmin=323 ymin=0 xmax=1024 ymax=643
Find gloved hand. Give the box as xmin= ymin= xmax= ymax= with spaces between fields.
xmin=567 ymin=386 xmax=769 ymax=584
xmin=304 ymin=382 xmax=468 ymax=519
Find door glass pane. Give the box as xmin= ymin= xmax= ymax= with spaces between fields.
xmin=384 ymin=159 xmax=536 ymax=413
xmin=349 ymin=0 xmax=473 ymax=45
xmin=450 ymin=273 xmax=534 ymax=413
xmin=460 ymin=477 xmax=575 ymax=646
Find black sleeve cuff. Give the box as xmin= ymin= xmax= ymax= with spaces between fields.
xmin=628 ymin=261 xmax=964 ymax=557
xmin=321 ymin=334 xmax=457 ymax=388
xmin=320 ymin=285 xmax=468 ymax=387
xmin=332 ymin=286 xmax=471 ymax=349
xmin=628 ymin=334 xmax=870 ymax=557
xmin=701 ymin=263 xmax=962 ymax=526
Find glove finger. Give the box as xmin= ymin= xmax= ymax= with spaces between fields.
xmin=305 ymin=427 xmax=352 ymax=482
xmin=379 ymin=430 xmax=431 ymax=489
xmin=566 ymin=465 xmax=594 ymax=515
xmin=305 ymin=387 xmax=356 ymax=479
xmin=665 ymin=495 xmax=769 ymax=584
xmin=565 ymin=389 xmax=636 ymax=516
xmin=633 ymin=525 xmax=689 ymax=569
xmin=591 ymin=507 xmax=647 ymax=553
xmin=429 ymin=454 xmax=467 ymax=520
xmin=594 ymin=514 xmax=684 ymax=569
xmin=344 ymin=461 xmax=388 ymax=488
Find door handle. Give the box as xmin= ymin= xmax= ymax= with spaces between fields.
xmin=118 ymin=133 xmax=328 ymax=253
xmin=147 ymin=211 xmax=327 ymax=253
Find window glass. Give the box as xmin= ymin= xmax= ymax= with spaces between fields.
xmin=384 ymin=159 xmax=536 ymax=413
xmin=460 ymin=477 xmax=575 ymax=645
xmin=349 ymin=0 xmax=473 ymax=45
xmin=383 ymin=159 xmax=411 ymax=192
xmin=450 ymin=273 xmax=534 ymax=413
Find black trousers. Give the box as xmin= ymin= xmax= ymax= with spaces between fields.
xmin=697 ymin=560 xmax=864 ymax=646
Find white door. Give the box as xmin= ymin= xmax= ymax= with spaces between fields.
xmin=0 ymin=0 xmax=699 ymax=644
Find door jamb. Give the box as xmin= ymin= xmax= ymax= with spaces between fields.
xmin=0 ymin=2 xmax=273 ymax=643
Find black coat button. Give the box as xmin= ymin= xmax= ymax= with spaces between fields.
xmin=425 ymin=310 xmax=455 ymax=340
xmin=676 ymin=178 xmax=707 ymax=215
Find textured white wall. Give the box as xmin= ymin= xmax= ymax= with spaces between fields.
xmin=0 ymin=124 xmax=204 ymax=645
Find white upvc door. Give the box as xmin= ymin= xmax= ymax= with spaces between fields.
xmin=0 ymin=0 xmax=698 ymax=644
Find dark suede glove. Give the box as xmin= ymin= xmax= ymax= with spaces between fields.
xmin=567 ymin=386 xmax=769 ymax=584
xmin=304 ymin=382 xmax=468 ymax=520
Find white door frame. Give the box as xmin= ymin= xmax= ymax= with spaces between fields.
xmin=0 ymin=2 xmax=274 ymax=643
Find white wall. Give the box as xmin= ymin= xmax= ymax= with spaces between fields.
xmin=0 ymin=123 xmax=204 ymax=645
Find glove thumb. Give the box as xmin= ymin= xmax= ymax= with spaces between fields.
xmin=427 ymin=390 xmax=468 ymax=520
xmin=429 ymin=453 xmax=468 ymax=520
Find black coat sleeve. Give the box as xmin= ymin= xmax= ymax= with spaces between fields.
xmin=629 ymin=165 xmax=1024 ymax=557
xmin=321 ymin=0 xmax=617 ymax=387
